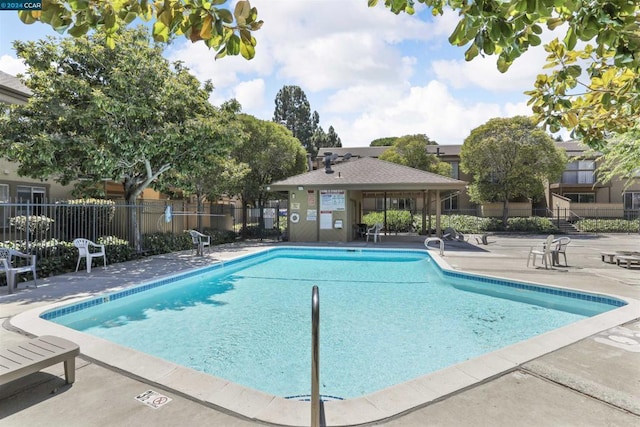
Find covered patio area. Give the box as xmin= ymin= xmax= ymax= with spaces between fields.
xmin=267 ymin=157 xmax=467 ymax=243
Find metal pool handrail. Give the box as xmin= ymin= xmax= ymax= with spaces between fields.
xmin=311 ymin=285 xmax=320 ymax=427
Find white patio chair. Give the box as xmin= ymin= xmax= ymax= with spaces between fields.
xmin=0 ymin=248 xmax=37 ymax=294
xmin=551 ymin=237 xmax=571 ymax=266
xmin=73 ymin=238 xmax=106 ymax=273
xmin=527 ymin=234 xmax=555 ymax=269
xmin=365 ymin=223 xmax=383 ymax=243
xmin=188 ymin=230 xmax=211 ymax=255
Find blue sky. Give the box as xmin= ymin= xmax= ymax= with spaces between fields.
xmin=0 ymin=1 xmax=553 ymax=147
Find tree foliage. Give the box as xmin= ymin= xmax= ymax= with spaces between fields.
xmin=370 ymin=137 xmax=399 ymax=147
xmin=371 ymin=0 xmax=640 ymax=176
xmin=379 ymin=134 xmax=451 ymax=176
xmin=597 ymin=130 xmax=640 ymax=187
xmin=0 ymin=27 xmax=238 ymax=249
xmin=18 ymin=0 xmax=262 ymax=59
xmin=273 ymin=85 xmax=313 ymax=155
xmin=326 ymin=126 xmax=342 ymax=148
xmin=272 ymin=85 xmax=341 ymax=158
xmin=234 ymin=114 xmax=307 ymax=232
xmin=460 ymin=116 xmax=567 ymax=225
xmin=153 ymin=100 xmax=250 ymax=222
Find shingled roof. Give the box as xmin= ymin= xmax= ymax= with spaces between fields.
xmin=269 ymin=157 xmax=466 ymax=191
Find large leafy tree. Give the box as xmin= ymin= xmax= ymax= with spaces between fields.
xmin=17 ymin=2 xmax=640 ymax=142
xmin=18 ymin=0 xmax=262 ymax=59
xmin=153 ymin=100 xmax=250 ymax=229
xmin=273 ymin=85 xmax=314 ymax=157
xmin=325 ymin=126 xmax=342 ymax=148
xmin=0 ymin=27 xmax=235 ymax=250
xmin=18 ymin=2 xmax=638 ymax=174
xmin=460 ymin=116 xmax=567 ymax=226
xmin=379 ymin=134 xmax=451 ymax=176
xmin=371 ymin=0 xmax=640 ymax=178
xmin=234 ymin=115 xmax=307 ymax=234
xmin=370 ymin=137 xmax=398 ymax=147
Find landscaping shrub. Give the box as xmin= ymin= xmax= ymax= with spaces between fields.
xmin=362 ymin=212 xmax=384 ymax=227
xmin=431 ymin=214 xmax=490 ymax=234
xmin=98 ymin=236 xmax=136 ymax=263
xmin=55 ymin=198 xmax=116 ymax=241
xmin=385 ymin=210 xmax=414 ymax=233
xmin=240 ymin=225 xmax=280 ymax=239
xmin=10 ymin=215 xmax=55 ymax=239
xmin=204 ymin=229 xmax=238 ymax=244
xmin=503 ymin=217 xmax=558 ymax=233
xmin=576 ymin=218 xmax=640 ymax=233
xmin=142 ymin=232 xmax=192 ymax=255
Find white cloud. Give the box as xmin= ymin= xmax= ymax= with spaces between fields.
xmin=233 ymin=79 xmax=266 ymax=111
xmin=327 ymin=81 xmax=530 ymax=147
xmin=0 ymin=54 xmax=27 ymax=76
xmin=431 ymin=44 xmax=548 ymax=92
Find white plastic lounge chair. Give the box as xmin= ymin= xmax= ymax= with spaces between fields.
xmin=73 ymin=238 xmax=107 ymax=273
xmin=0 ymin=335 xmax=79 ymax=386
xmin=189 ymin=230 xmax=211 ymax=255
xmin=551 ymin=237 xmax=571 ymax=266
xmin=527 ymin=234 xmax=555 ymax=269
xmin=0 ymin=248 xmax=37 ymax=294
xmin=365 ymin=223 xmax=383 ymax=243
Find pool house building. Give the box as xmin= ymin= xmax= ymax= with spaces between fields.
xmin=268 ymin=156 xmax=467 ymax=243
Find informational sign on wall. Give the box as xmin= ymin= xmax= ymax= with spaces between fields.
xmin=307 ymin=209 xmax=317 ymax=221
xmin=307 ymin=191 xmax=316 ymax=207
xmin=319 ymin=190 xmax=345 ymax=211
xmin=320 ymin=211 xmax=333 ymax=229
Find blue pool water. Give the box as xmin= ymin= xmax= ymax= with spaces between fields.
xmin=47 ymin=248 xmax=621 ymax=399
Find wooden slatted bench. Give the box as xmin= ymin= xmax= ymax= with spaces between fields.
xmin=0 ymin=335 xmax=80 ymax=386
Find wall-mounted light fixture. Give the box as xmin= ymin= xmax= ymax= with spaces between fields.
xmin=297 ymin=186 xmax=304 ymax=191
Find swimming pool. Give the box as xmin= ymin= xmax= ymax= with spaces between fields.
xmin=43 ymin=247 xmax=619 ymax=400
xmin=11 ymin=246 xmax=637 ymax=426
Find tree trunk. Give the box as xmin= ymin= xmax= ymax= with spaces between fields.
xmin=124 ymin=179 xmax=143 ymax=253
xmin=502 ymin=199 xmax=509 ymax=229
xmin=241 ymin=195 xmax=249 ymax=236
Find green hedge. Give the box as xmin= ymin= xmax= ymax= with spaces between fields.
xmin=2 ymin=229 xmax=239 ymax=288
xmin=9 ymin=215 xmax=55 ymax=239
xmin=576 ymin=218 xmax=640 ymax=233
xmin=362 ymin=212 xmax=560 ymax=234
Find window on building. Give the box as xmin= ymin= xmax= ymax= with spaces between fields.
xmin=442 ymin=194 xmax=458 ymax=211
xmin=449 ymin=161 xmax=459 ymax=180
xmin=16 ymin=185 xmax=46 ymax=216
xmin=375 ymin=197 xmax=416 ymax=212
xmin=562 ymin=160 xmax=595 ymax=184
xmin=624 ymin=192 xmax=640 ymax=210
xmin=623 ymin=192 xmax=640 ymax=219
xmin=564 ymin=193 xmax=595 ymax=203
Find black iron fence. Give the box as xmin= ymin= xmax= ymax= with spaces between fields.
xmin=1 ymin=200 xmax=637 ymax=260
xmin=0 ymin=199 xmax=237 ymax=255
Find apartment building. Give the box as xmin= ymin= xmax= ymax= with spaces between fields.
xmin=315 ymin=142 xmax=640 ymax=220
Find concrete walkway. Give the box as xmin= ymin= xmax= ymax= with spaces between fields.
xmin=1 ymin=234 xmax=639 ymax=426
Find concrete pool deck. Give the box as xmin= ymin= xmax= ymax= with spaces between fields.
xmin=1 ymin=233 xmax=639 ymax=426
